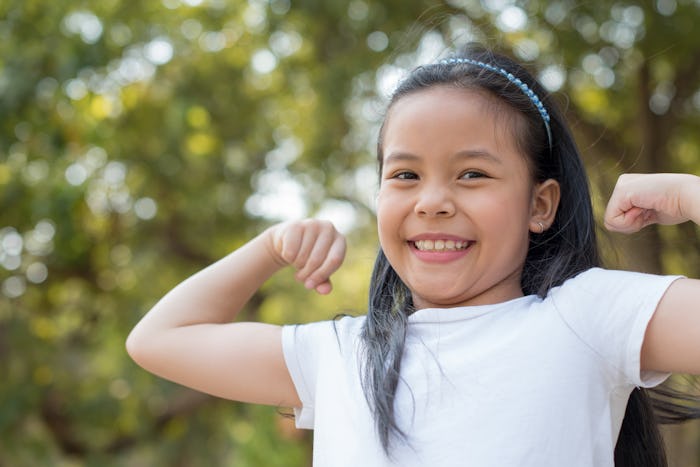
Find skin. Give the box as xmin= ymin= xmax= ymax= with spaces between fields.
xmin=126 ymin=88 xmax=700 ymax=411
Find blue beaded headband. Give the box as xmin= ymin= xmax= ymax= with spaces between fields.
xmin=439 ymin=57 xmax=552 ymax=150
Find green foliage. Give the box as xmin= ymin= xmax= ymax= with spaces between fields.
xmin=2 ymin=0 xmax=700 ymax=465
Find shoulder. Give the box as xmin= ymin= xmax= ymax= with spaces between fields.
xmin=551 ymin=267 xmax=679 ymax=301
xmin=546 ymin=267 xmax=682 ymax=340
xmin=545 ymin=266 xmax=682 ymax=333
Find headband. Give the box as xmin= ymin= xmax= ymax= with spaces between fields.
xmin=439 ymin=57 xmax=552 ymax=150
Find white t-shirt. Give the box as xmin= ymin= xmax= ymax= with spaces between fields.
xmin=281 ymin=268 xmax=681 ymax=467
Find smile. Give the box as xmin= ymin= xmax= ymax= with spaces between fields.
xmin=412 ymin=239 xmax=470 ymax=252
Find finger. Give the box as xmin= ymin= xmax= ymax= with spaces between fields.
xmin=296 ymin=223 xmax=337 ymax=285
xmin=604 ymin=206 xmax=647 ymax=233
xmin=304 ymin=233 xmax=346 ymax=291
xmin=290 ymin=222 xmax=322 ymax=271
xmin=603 ymin=188 xmax=634 ymax=225
xmin=314 ymin=279 xmax=333 ymax=295
xmin=277 ymin=223 xmax=304 ymax=265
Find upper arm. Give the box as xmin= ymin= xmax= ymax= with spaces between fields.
xmin=641 ymin=278 xmax=700 ymax=374
xmin=126 ymin=322 xmax=301 ymax=408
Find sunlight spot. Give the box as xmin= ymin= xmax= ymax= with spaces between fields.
xmin=110 ymin=379 xmax=132 ymax=399
xmin=496 ymin=6 xmax=527 ymax=32
xmin=513 ymin=38 xmax=539 ymax=61
xmin=244 ymin=2 xmax=267 ymax=33
xmin=251 ymin=49 xmax=277 ymax=74
xmin=315 ymin=199 xmax=358 ymax=234
xmin=2 ymin=276 xmax=25 ymax=298
xmin=348 ymin=0 xmax=369 ymax=21
xmin=134 ymin=197 xmax=158 ymax=220
xmin=270 ymin=0 xmax=290 ymax=15
xmin=181 ymin=19 xmax=202 ymax=40
xmin=200 ymin=31 xmax=227 ymax=52
xmin=594 ymin=67 xmax=615 ymax=88
xmin=269 ymin=30 xmax=302 ymax=57
xmin=34 ymin=220 xmax=56 ymax=243
xmin=376 ymin=64 xmax=405 ymax=98
xmin=367 ymin=31 xmax=389 ymax=52
xmin=64 ymin=79 xmax=88 ymax=100
xmin=104 ymin=161 xmax=127 ymax=185
xmin=65 ymin=162 xmax=88 ymax=185
xmin=1 ymin=229 xmax=23 ymax=256
xmin=26 ymin=262 xmax=48 ymax=284
xmin=63 ymin=10 xmax=103 ymax=44
xmin=656 ymin=0 xmax=677 ymax=15
xmin=245 ymin=170 xmax=308 ymax=221
xmin=539 ymin=65 xmax=566 ymax=92
xmin=144 ymin=37 xmax=174 ymax=65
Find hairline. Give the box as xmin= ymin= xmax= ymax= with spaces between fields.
xmin=377 ymin=83 xmax=537 ymax=180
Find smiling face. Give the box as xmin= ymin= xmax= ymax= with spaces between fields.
xmin=377 ymin=85 xmax=553 ymax=309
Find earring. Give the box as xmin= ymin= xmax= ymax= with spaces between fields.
xmin=536 ymin=221 xmax=545 ymax=234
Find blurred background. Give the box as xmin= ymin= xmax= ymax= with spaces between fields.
xmin=2 ymin=0 xmax=700 ymax=465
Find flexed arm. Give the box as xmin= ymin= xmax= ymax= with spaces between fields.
xmin=604 ymin=173 xmax=700 ymax=374
xmin=126 ymin=220 xmax=346 ymax=407
xmin=604 ymin=173 xmax=700 ymax=233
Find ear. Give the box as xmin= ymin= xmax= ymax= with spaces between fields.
xmin=529 ymin=178 xmax=560 ymax=234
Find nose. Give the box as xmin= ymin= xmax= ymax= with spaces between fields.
xmin=414 ymin=185 xmax=456 ymax=217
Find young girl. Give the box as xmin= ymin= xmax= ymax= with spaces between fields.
xmin=126 ymin=45 xmax=700 ymax=466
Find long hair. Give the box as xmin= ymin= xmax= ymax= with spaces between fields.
xmin=360 ymin=43 xmax=698 ymax=465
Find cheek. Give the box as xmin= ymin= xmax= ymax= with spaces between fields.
xmin=476 ymin=187 xmax=527 ymax=208
xmin=469 ymin=189 xmax=533 ymax=231
xmin=376 ymin=188 xmax=402 ymax=220
xmin=377 ymin=210 xmax=401 ymax=244
xmin=376 ymin=195 xmax=395 ymax=239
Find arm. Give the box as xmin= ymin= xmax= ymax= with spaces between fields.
xmin=126 ymin=219 xmax=346 ymax=407
xmin=604 ymin=173 xmax=700 ymax=373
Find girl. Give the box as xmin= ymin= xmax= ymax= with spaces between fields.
xmin=127 ymin=45 xmax=700 ymax=466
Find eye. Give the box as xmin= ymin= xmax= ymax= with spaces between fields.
xmin=393 ymin=171 xmax=419 ymax=180
xmin=459 ymin=170 xmax=488 ymax=180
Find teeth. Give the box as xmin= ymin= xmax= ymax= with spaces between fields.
xmin=414 ymin=240 xmax=469 ymax=251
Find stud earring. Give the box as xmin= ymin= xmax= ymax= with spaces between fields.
xmin=536 ymin=221 xmax=545 ymax=234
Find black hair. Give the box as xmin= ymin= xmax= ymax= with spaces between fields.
xmin=360 ymin=43 xmax=699 ymax=466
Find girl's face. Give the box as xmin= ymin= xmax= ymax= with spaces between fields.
xmin=377 ymin=86 xmax=554 ymax=309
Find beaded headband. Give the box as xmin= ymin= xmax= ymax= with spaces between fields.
xmin=439 ymin=57 xmax=552 ymax=150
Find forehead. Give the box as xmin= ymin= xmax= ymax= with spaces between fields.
xmin=382 ymin=86 xmax=526 ymax=161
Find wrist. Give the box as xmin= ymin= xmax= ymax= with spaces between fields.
xmin=260 ymin=224 xmax=287 ymax=268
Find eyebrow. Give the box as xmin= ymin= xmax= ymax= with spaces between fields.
xmin=384 ymin=149 xmax=502 ymax=165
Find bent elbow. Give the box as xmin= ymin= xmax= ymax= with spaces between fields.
xmin=125 ymin=326 xmax=150 ymax=368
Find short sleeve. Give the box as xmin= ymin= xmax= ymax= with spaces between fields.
xmin=282 ymin=323 xmax=323 ymax=429
xmin=551 ymin=268 xmax=682 ymax=388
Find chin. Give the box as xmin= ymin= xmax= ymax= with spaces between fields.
xmin=411 ymin=291 xmax=468 ymax=309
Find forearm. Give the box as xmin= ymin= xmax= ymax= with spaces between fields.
xmin=125 ymin=219 xmax=344 ymax=403
xmin=129 ymin=228 xmax=282 ymax=336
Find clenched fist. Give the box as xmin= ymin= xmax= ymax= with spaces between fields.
xmin=266 ymin=219 xmax=346 ymax=294
xmin=604 ymin=173 xmax=700 ymax=234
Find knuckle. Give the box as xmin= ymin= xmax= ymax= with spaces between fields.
xmin=326 ymin=251 xmax=344 ymax=267
xmin=316 ymin=219 xmax=335 ymax=233
xmin=304 ymin=257 xmax=324 ymax=272
xmin=282 ymin=250 xmax=298 ymax=265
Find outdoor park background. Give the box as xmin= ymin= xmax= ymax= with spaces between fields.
xmin=3 ymin=0 xmax=700 ymax=465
